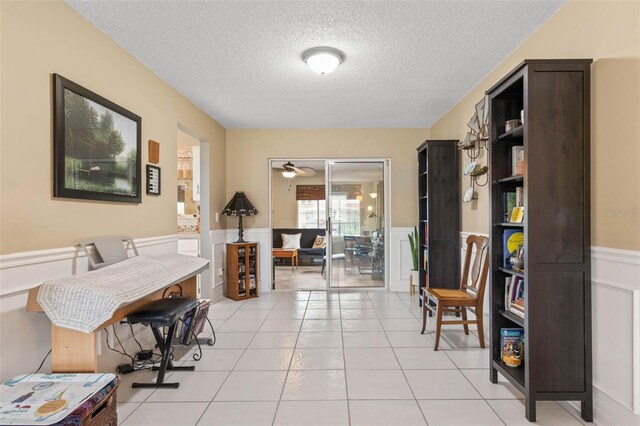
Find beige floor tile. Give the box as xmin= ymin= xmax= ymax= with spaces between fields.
xmin=462 ymin=369 xmax=524 ymax=399
xmin=444 ymin=348 xmax=490 ymax=369
xmin=346 ymin=370 xmax=413 ymax=399
xmin=393 ymin=347 xmax=457 ymax=369
xmin=121 ymin=402 xmax=208 ymax=426
xmin=282 ymin=369 xmax=347 ymax=400
xmin=301 ymin=319 xmax=342 ymax=331
xmin=487 ymin=400 xmax=582 ymax=425
xmin=197 ymin=401 xmax=278 ymax=426
xmin=146 ymin=371 xmax=229 ymax=402
xmin=405 ymin=370 xmax=481 ymax=400
xmin=418 ymin=400 xmax=503 ymax=425
xmin=290 ymin=348 xmax=345 ymax=369
xmin=350 ymin=400 xmax=427 ymax=426
xmin=258 ymin=319 xmax=303 ymax=332
xmin=181 ymin=349 xmax=244 ymax=370
xmin=386 ymin=331 xmax=436 ymax=348
xmin=344 ymin=347 xmax=400 ymax=369
xmin=117 ymin=402 xmax=140 ymax=425
xmin=296 ymin=331 xmax=343 ymax=348
xmin=249 ymin=332 xmax=299 ymax=348
xmin=342 ymin=319 xmax=383 ymax=331
xmin=215 ymin=371 xmax=287 ymax=401
xmin=234 ymin=348 xmax=294 ymax=370
xmin=342 ymin=331 xmax=391 ymax=347
xmin=274 ymin=400 xmax=349 ymax=426
xmin=217 ymin=319 xmax=264 ymax=333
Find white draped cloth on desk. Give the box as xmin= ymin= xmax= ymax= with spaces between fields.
xmin=37 ymin=254 xmax=209 ymax=333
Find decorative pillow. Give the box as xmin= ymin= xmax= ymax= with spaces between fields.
xmin=282 ymin=233 xmax=301 ymax=249
xmin=312 ymin=235 xmax=326 ymax=249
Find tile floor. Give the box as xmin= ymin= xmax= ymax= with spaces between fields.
xmin=117 ymin=291 xmax=587 ymax=426
xmin=274 ymin=264 xmax=384 ymax=291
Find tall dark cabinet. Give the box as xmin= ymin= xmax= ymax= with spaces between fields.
xmin=487 ymin=59 xmax=592 ymax=422
xmin=417 ymin=140 xmax=460 ymax=299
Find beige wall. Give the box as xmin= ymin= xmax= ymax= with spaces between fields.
xmin=0 ymin=1 xmax=226 ymax=254
xmin=272 ymin=171 xmax=326 ymax=228
xmin=430 ymin=0 xmax=640 ymax=250
xmin=226 ymin=128 xmax=430 ymax=229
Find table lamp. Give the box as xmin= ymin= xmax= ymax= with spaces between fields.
xmin=222 ymin=191 xmax=258 ymax=243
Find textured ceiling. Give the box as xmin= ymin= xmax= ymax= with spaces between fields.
xmin=67 ymin=1 xmax=564 ymax=129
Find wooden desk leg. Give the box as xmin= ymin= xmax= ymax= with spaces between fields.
xmin=51 ymin=325 xmax=97 ymax=373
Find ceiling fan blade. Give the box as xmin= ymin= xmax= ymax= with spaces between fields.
xmin=298 ymin=167 xmax=317 ymax=177
xmin=289 ymin=166 xmax=307 ymax=175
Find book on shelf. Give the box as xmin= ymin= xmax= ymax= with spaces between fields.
xmin=504 ymin=276 xmax=513 ymax=309
xmin=502 ymin=229 xmax=524 ymax=268
xmin=423 ymin=248 xmax=428 ymax=271
xmin=512 ymin=146 xmax=525 ymax=176
xmin=500 ymin=328 xmax=525 ymax=367
xmin=515 ymin=186 xmax=524 ymax=207
xmin=503 ymin=192 xmax=516 ymax=222
xmin=509 ymin=206 xmax=525 ymax=223
xmin=508 ymin=277 xmax=525 ymax=318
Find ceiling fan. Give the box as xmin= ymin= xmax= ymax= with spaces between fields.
xmin=272 ymin=161 xmax=317 ymax=178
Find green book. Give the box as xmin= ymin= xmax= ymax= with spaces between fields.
xmin=505 ymin=192 xmax=516 ymax=221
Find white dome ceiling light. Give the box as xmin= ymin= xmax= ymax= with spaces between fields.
xmin=302 ymin=47 xmax=344 ymax=75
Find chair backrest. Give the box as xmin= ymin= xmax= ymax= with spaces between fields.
xmin=344 ymin=235 xmax=358 ymax=249
xmin=460 ymin=235 xmax=490 ymax=303
xmin=79 ymin=236 xmax=138 ymax=270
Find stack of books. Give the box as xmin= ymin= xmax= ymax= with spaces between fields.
xmin=505 ymin=276 xmax=525 ymax=318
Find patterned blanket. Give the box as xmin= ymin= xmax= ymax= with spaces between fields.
xmin=37 ymin=254 xmax=209 ymax=333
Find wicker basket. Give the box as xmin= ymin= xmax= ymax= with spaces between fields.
xmin=82 ymin=382 xmax=118 ymax=426
xmin=50 ymin=379 xmax=119 ymax=426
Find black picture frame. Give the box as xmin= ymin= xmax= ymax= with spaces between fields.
xmin=53 ymin=74 xmax=142 ymax=203
xmin=146 ymin=165 xmax=161 ymax=195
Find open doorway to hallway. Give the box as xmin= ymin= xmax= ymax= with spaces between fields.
xmin=270 ymin=159 xmax=388 ymax=291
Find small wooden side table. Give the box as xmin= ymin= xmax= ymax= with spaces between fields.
xmin=272 ymin=248 xmax=298 ymax=272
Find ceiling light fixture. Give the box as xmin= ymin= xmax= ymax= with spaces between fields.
xmin=369 ymin=192 xmax=378 ymax=199
xmin=282 ymin=170 xmax=296 ymax=179
xmin=302 ymin=47 xmax=344 ymax=75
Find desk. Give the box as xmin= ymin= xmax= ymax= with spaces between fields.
xmin=26 ymin=260 xmax=207 ymax=373
xmin=272 ymin=249 xmax=298 ymax=272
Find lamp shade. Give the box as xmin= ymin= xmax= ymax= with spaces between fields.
xmin=222 ymin=192 xmax=258 ymax=217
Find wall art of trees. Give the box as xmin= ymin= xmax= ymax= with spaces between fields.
xmin=64 ymin=90 xmax=137 ymax=195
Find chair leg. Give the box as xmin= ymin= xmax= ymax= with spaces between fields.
xmin=434 ymin=303 xmax=444 ymax=351
xmin=476 ymin=310 xmax=486 ymax=348
xmin=421 ymin=296 xmax=427 ymax=334
xmin=461 ymin=308 xmax=469 ymax=335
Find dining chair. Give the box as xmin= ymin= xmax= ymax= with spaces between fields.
xmin=420 ymin=234 xmax=489 ymax=351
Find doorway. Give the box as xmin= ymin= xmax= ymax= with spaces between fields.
xmin=269 ymin=159 xmax=389 ymax=291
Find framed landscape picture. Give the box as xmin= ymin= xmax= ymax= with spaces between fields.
xmin=53 ymin=74 xmax=141 ymax=203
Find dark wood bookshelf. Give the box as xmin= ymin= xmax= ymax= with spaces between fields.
xmin=495 ymin=175 xmax=523 ymax=184
xmin=498 ymin=309 xmax=525 ymax=327
xmin=492 ymin=360 xmax=526 ymax=391
xmin=488 ymin=59 xmax=592 ymax=422
xmin=416 ymin=140 xmax=459 ymax=303
xmin=494 ymin=222 xmax=524 ymax=228
xmin=497 ymin=125 xmax=524 ymax=140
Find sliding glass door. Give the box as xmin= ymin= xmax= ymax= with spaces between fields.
xmin=326 ymin=161 xmax=387 ymax=288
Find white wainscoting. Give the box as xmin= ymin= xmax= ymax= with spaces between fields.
xmin=0 ymin=235 xmax=178 ymax=381
xmin=389 ymin=227 xmax=414 ymax=292
xmin=461 ymin=231 xmax=640 ymax=425
xmin=211 ymin=229 xmax=226 ymax=301
xmin=585 ymin=246 xmax=640 ymax=426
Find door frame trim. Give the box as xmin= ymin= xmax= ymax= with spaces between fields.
xmin=268 ymin=157 xmax=391 ymax=291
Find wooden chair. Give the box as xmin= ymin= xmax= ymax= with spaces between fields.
xmin=420 ymin=234 xmax=489 ymax=351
